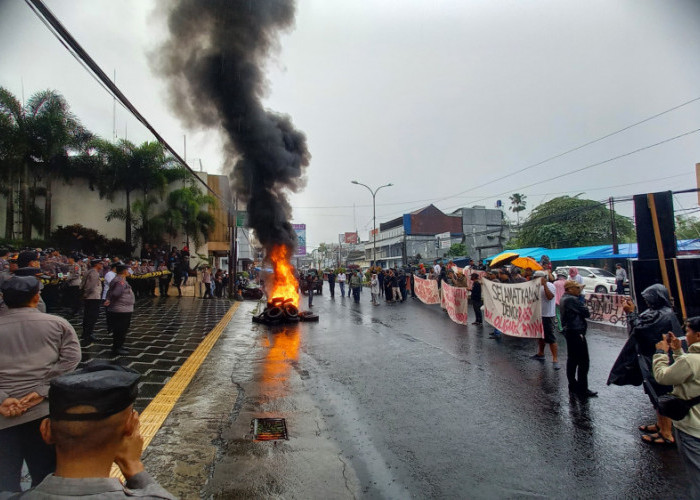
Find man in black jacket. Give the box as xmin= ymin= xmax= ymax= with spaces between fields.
xmin=327 ymin=270 xmax=336 ymax=299
xmin=560 ymin=280 xmax=596 ymax=398
xmin=470 ymin=273 xmax=483 ymax=326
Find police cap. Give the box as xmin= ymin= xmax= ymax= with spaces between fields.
xmin=49 ymin=363 xmax=140 ymax=421
xmin=0 ymin=275 xmax=41 ymax=296
xmin=13 ymin=267 xmax=42 ymax=277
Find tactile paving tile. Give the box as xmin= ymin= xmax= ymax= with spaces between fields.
xmin=54 ymin=297 xmax=234 ymax=412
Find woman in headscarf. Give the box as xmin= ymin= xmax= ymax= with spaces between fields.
xmin=568 ymin=266 xmax=584 ymax=285
xmin=608 ymin=284 xmax=683 ymax=445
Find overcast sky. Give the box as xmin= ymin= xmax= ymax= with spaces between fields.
xmin=2 ymin=0 xmax=700 ymax=250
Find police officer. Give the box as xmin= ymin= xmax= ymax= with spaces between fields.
xmin=80 ymin=259 xmax=103 ymax=346
xmin=0 ymin=275 xmax=80 ymax=492
xmin=104 ymin=264 xmax=135 ymax=357
xmin=9 ymin=364 xmax=175 ymax=498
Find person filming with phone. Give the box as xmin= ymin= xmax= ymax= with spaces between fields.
xmin=653 ymin=317 xmax=700 ymax=498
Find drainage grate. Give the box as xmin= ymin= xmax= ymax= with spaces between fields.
xmin=252 ymin=418 xmax=288 ymax=441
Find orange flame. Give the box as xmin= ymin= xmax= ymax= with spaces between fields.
xmin=268 ymin=244 xmax=299 ymax=306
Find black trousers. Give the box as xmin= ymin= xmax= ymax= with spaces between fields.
xmin=111 ymin=311 xmax=132 ymax=350
xmin=66 ymin=285 xmax=81 ymax=314
xmin=329 ymin=281 xmax=335 ymax=298
xmin=0 ymin=418 xmax=55 ymax=492
xmin=472 ymin=300 xmax=483 ymax=323
xmin=564 ymin=329 xmax=590 ymax=392
xmin=159 ymin=277 xmax=170 ymax=296
xmin=82 ymin=299 xmax=101 ymax=339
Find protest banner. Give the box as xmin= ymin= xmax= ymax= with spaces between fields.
xmin=414 ymin=275 xmax=440 ymax=305
xmin=441 ymin=282 xmax=469 ymax=325
xmin=482 ymin=279 xmax=543 ymax=338
xmin=584 ymin=293 xmax=627 ymax=327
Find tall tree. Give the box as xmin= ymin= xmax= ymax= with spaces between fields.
xmin=0 ymin=88 xmax=24 ymax=239
xmin=162 ymin=186 xmax=216 ymax=250
xmin=517 ymin=195 xmax=635 ymax=248
xmin=27 ymin=91 xmax=91 ymax=238
xmin=0 ymin=87 xmax=89 ymax=240
xmin=509 ymin=193 xmax=527 ymax=226
xmin=675 ymin=215 xmax=700 ymax=240
xmin=94 ymin=139 xmax=177 ymax=249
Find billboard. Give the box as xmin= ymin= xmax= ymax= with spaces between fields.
xmin=293 ymin=224 xmax=306 ymax=256
xmin=344 ymin=232 xmax=358 ymax=244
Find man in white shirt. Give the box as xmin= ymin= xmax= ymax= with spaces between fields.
xmin=531 ymin=271 xmax=560 ymax=369
xmin=102 ymin=263 xmax=118 ymax=337
xmin=338 ymin=271 xmax=347 ymax=297
xmin=615 ymin=263 xmax=628 ymax=295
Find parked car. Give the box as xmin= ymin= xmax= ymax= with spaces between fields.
xmin=554 ymin=266 xmax=619 ymax=294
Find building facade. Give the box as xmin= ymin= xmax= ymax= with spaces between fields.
xmin=451 ymin=206 xmax=510 ymax=261
xmin=367 ymin=205 xmax=463 ymax=268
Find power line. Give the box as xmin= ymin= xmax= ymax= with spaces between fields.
xmin=25 ymin=0 xmax=233 ymax=212
xmin=440 ymin=128 xmax=700 ymax=214
xmin=424 ymin=96 xmax=700 ymax=206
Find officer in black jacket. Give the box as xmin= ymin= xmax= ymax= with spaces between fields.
xmin=560 ymin=280 xmax=596 ymax=398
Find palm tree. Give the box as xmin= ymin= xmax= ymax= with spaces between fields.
xmin=26 ymin=91 xmax=91 ymax=238
xmin=106 ymin=195 xmax=166 ymax=247
xmin=94 ymin=139 xmax=178 ymax=249
xmin=0 ymin=88 xmax=24 ymax=239
xmin=0 ymin=87 xmax=89 ymax=240
xmin=509 ymin=193 xmax=527 ymax=227
xmin=162 ymin=186 xmax=216 ymax=250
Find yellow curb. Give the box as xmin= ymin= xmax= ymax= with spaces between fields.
xmin=111 ymin=301 xmax=241 ymax=479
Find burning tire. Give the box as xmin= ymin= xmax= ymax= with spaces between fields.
xmin=284 ymin=303 xmax=299 ymax=318
xmin=266 ymin=306 xmax=283 ymax=320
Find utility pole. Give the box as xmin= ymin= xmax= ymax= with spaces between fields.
xmin=228 ymin=204 xmax=234 ymax=297
xmin=609 ymin=197 xmax=619 ymax=255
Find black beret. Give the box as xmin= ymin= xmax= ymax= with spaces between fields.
xmin=13 ymin=267 xmax=41 ymax=277
xmin=17 ymin=250 xmax=39 ymax=268
xmin=0 ymin=275 xmax=41 ymax=296
xmin=115 ymin=264 xmax=129 ymax=273
xmin=49 ymin=363 xmax=140 ymax=421
xmin=90 ymin=259 xmax=102 ymax=267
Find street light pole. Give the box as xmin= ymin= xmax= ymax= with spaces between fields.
xmin=351 ymin=180 xmax=393 ymax=267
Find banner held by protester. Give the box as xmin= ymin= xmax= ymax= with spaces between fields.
xmin=441 ymin=282 xmax=469 ymax=325
xmin=414 ymin=275 xmax=440 ymax=305
xmin=585 ymin=293 xmax=627 ymax=327
xmin=482 ymin=280 xmax=543 ymax=337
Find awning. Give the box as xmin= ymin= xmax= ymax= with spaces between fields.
xmin=487 ymin=240 xmax=700 ymax=262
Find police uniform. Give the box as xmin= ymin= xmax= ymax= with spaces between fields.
xmin=2 ymin=364 xmax=174 ymax=499
xmin=80 ymin=260 xmax=103 ymax=344
xmin=0 ymin=276 xmax=80 ymax=493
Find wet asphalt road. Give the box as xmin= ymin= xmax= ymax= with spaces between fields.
xmin=291 ymin=288 xmax=689 ymax=499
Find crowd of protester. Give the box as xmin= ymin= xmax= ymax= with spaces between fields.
xmin=3 ymin=245 xmax=700 ymax=496
xmin=302 ymin=256 xmax=700 ymax=494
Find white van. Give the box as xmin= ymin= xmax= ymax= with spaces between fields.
xmin=554 ymin=266 xmax=618 ymax=294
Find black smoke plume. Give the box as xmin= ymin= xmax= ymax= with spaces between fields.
xmin=155 ymin=0 xmax=310 ymax=252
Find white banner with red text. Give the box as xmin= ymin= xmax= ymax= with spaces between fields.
xmin=482 ymin=279 xmax=543 ymax=338
xmin=414 ymin=275 xmax=440 ymax=305
xmin=441 ymin=282 xmax=469 ymax=325
xmin=584 ymin=293 xmax=627 ymax=327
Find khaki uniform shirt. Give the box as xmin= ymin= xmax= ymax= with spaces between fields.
xmin=81 ymin=268 xmax=102 ymax=300
xmin=1 ymin=471 xmax=175 ymax=499
xmin=0 ymin=308 xmax=80 ymax=430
